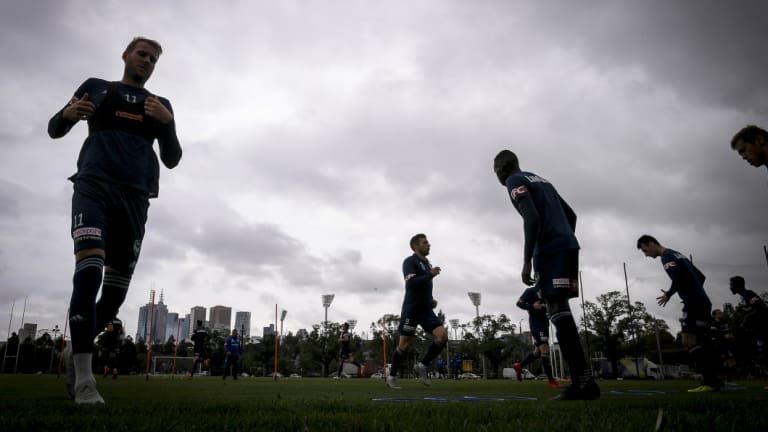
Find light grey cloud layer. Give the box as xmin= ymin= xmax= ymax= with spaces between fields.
xmin=1 ymin=1 xmax=765 ymax=341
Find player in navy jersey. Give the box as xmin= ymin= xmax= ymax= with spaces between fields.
xmin=48 ymin=37 xmax=181 ymax=404
xmin=386 ymin=234 xmax=448 ymax=389
xmin=513 ymin=287 xmax=560 ymax=388
xmin=336 ymin=322 xmax=361 ymax=378
xmin=637 ymin=235 xmax=723 ymax=392
xmin=730 ymin=125 xmax=768 ymax=172
xmin=493 ymin=150 xmax=599 ymax=400
xmin=188 ymin=321 xmax=211 ymax=380
xmin=729 ymin=276 xmax=767 ymax=364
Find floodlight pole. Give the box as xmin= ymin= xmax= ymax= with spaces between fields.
xmin=280 ymin=310 xmax=287 ymax=340
xmin=467 ymin=292 xmax=486 ymax=379
xmin=321 ymin=294 xmax=335 ymax=377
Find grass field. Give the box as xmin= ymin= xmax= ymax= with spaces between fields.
xmin=1 ymin=375 xmax=766 ymax=432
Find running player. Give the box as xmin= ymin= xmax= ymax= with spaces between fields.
xmin=493 ymin=150 xmax=599 ymax=400
xmin=97 ymin=319 xmax=123 ymax=380
xmin=336 ymin=322 xmax=361 ymax=378
xmin=637 ymin=235 xmax=723 ymax=392
xmin=48 ymin=37 xmax=182 ymax=404
xmin=513 ymin=286 xmax=560 ymax=388
xmin=386 ymin=234 xmax=449 ymax=389
xmin=188 ymin=321 xmax=211 ymax=379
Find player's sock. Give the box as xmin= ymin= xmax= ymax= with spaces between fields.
xmin=541 ymin=352 xmax=554 ymax=380
xmin=73 ymin=353 xmax=95 ymax=390
xmin=70 ymin=256 xmax=104 ymax=354
xmin=551 ymin=312 xmax=591 ymax=387
xmin=95 ymin=269 xmax=130 ymax=330
xmin=337 ymin=361 xmax=344 ymax=376
xmin=420 ymin=341 xmax=446 ymax=365
xmin=390 ymin=348 xmax=405 ymax=376
xmin=519 ymin=351 xmax=537 ymax=368
xmin=689 ymin=344 xmax=721 ymax=388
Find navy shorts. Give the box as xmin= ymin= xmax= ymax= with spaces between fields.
xmin=534 ymin=249 xmax=579 ymax=301
xmin=339 ymin=347 xmax=353 ymax=359
xmin=398 ymin=305 xmax=443 ymax=336
xmin=680 ymin=303 xmax=712 ymax=335
xmin=529 ymin=316 xmax=550 ymax=346
xmin=71 ymin=178 xmax=149 ymax=273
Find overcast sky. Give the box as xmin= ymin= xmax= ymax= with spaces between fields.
xmin=1 ymin=1 xmax=766 ymax=343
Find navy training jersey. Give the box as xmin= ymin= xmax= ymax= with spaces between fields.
xmin=48 ymin=78 xmax=182 ymax=198
xmin=505 ymin=171 xmax=579 ymax=257
xmin=402 ymin=254 xmax=434 ymax=307
xmin=660 ymin=248 xmax=710 ymax=308
xmin=516 ymin=287 xmax=548 ymax=321
xmin=191 ymin=328 xmax=210 ymax=351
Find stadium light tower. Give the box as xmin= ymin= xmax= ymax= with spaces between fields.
xmin=467 ymin=292 xmax=481 ymax=335
xmin=449 ymin=319 xmax=460 ymax=341
xmin=280 ymin=310 xmax=287 ymax=338
xmin=321 ymin=294 xmax=335 ymax=329
xmin=467 ymin=292 xmax=485 ymax=378
xmin=347 ymin=319 xmax=357 ymax=332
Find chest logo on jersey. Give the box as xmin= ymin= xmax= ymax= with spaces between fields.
xmin=510 ymin=185 xmax=528 ymax=200
xmin=115 ymin=111 xmax=144 ymax=122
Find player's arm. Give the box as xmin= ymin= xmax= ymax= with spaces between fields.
xmin=514 ymin=194 xmax=540 ymax=264
xmin=48 ymin=79 xmax=97 ymax=138
xmin=559 ymin=196 xmax=577 ymax=232
xmin=513 ymin=193 xmax=540 ymax=285
xmin=153 ymin=97 xmax=182 ymax=169
xmin=403 ymin=258 xmax=432 ymax=289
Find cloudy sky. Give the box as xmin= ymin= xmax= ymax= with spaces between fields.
xmin=1 ymin=1 xmax=766 ymax=343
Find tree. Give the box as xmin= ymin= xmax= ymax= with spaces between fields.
xmin=582 ymin=291 xmax=628 ymax=377
xmin=469 ymin=314 xmax=516 ymax=378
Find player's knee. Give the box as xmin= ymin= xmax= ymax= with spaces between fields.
xmin=547 ymin=300 xmax=573 ymax=323
xmin=75 ymin=248 xmax=105 ymax=261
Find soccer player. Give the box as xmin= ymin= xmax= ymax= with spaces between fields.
xmin=336 ymin=322 xmax=361 ymax=378
xmin=637 ymin=235 xmax=723 ymax=392
xmin=729 ymin=276 xmax=767 ymax=367
xmin=513 ymin=286 xmax=560 ymax=388
xmin=97 ymin=319 xmax=123 ymax=380
xmin=223 ymin=329 xmax=242 ymax=380
xmin=48 ymin=37 xmax=182 ymax=404
xmin=386 ymin=234 xmax=449 ymax=389
xmin=493 ymin=150 xmax=599 ymax=400
xmin=730 ymin=125 xmax=768 ymax=171
xmin=188 ymin=320 xmax=211 ymax=380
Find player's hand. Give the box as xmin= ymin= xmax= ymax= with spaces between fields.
xmin=144 ymin=96 xmax=173 ymax=123
xmin=431 ymin=299 xmax=438 ymax=309
xmin=533 ymin=301 xmax=542 ymax=311
xmin=521 ymin=261 xmax=535 ymax=286
xmin=431 ymin=266 xmax=441 ymax=277
xmin=656 ymin=290 xmax=669 ymax=307
xmin=63 ymin=93 xmax=95 ymax=122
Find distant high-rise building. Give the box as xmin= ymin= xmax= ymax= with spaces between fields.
xmin=19 ymin=323 xmax=37 ymax=342
xmin=135 ymin=290 xmax=169 ymax=344
xmin=179 ymin=314 xmax=190 ymax=342
xmin=263 ymin=324 xmax=275 ymax=338
xmin=234 ymin=311 xmax=251 ymax=338
xmin=166 ymin=313 xmax=179 ymax=342
xmin=209 ymin=305 xmax=232 ymax=333
xmin=189 ymin=306 xmax=207 ymax=336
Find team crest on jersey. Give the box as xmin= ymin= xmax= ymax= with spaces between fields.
xmin=510 ymin=185 xmax=528 ymax=200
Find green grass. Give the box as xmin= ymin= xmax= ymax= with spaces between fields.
xmin=1 ymin=375 xmax=766 ymax=432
